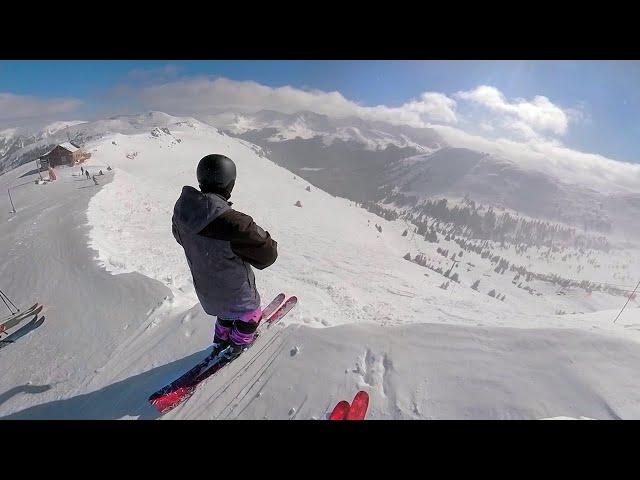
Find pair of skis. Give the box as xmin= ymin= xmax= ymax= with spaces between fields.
xmin=0 ymin=303 xmax=42 ymax=333
xmin=0 ymin=303 xmax=45 ymax=351
xmin=329 ymin=391 xmax=370 ymax=420
xmin=148 ymin=293 xmax=297 ymax=414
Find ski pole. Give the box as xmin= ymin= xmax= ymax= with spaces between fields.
xmin=0 ymin=288 xmax=19 ymax=310
xmin=613 ymin=279 xmax=640 ymax=324
xmin=0 ymin=292 xmax=16 ymax=315
xmin=0 ymin=288 xmax=19 ymax=314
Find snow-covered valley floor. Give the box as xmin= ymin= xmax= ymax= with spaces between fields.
xmin=1 ymin=115 xmax=639 ymax=419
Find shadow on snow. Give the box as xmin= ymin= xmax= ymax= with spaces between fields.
xmin=0 ymin=349 xmax=208 ymax=420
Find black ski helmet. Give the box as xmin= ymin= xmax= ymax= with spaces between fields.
xmin=197 ymin=154 xmax=236 ymax=198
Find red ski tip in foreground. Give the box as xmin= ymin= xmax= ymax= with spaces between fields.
xmin=329 ymin=391 xmax=370 ymax=420
xmin=346 ymin=391 xmax=369 ymax=420
xmin=329 ymin=400 xmax=350 ymax=420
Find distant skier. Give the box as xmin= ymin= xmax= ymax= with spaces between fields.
xmin=92 ymin=175 xmax=99 ymax=186
xmin=99 ymin=169 xmax=104 ymax=176
xmin=80 ymin=166 xmax=84 ymax=176
xmin=107 ymin=166 xmax=112 ymax=171
xmin=85 ymin=170 xmax=90 ymax=180
xmin=172 ymin=154 xmax=278 ymax=362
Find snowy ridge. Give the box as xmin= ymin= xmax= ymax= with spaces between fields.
xmin=41 ymin=120 xmax=88 ymax=136
xmin=204 ymin=110 xmax=438 ymax=152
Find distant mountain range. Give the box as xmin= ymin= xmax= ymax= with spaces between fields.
xmin=2 ymin=110 xmax=639 ymax=240
xmin=206 ymin=110 xmax=640 ymax=239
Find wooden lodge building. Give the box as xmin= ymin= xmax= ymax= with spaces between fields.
xmin=38 ymin=142 xmax=90 ymax=169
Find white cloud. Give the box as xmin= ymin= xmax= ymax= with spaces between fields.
xmin=503 ymin=119 xmax=540 ymax=140
xmin=135 ymin=77 xmax=458 ymax=126
xmin=479 ymin=122 xmax=495 ymax=132
xmin=0 ymin=92 xmax=82 ymax=123
xmin=118 ymin=77 xmax=639 ymax=194
xmin=456 ymin=85 xmax=569 ymax=136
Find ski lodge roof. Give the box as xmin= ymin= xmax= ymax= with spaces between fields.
xmin=59 ymin=142 xmax=79 ymax=152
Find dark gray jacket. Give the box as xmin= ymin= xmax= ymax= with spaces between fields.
xmin=172 ymin=186 xmax=278 ymax=318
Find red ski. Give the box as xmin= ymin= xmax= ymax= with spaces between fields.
xmin=329 ymin=400 xmax=350 ymax=420
xmin=266 ymin=296 xmax=297 ymax=324
xmin=261 ymin=293 xmax=285 ymax=320
xmin=346 ymin=391 xmax=369 ymax=420
xmin=329 ymin=390 xmax=370 ymax=420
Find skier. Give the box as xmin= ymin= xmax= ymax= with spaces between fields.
xmin=107 ymin=166 xmax=112 ymax=171
xmin=80 ymin=166 xmax=84 ymax=176
xmin=99 ymin=170 xmax=104 ymax=176
xmin=92 ymin=175 xmax=99 ymax=186
xmin=85 ymin=170 xmax=90 ymax=180
xmin=172 ymin=154 xmax=278 ymax=362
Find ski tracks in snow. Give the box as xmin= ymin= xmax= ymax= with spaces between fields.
xmin=172 ymin=322 xmax=295 ymax=419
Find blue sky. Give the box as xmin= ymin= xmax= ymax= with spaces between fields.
xmin=0 ymin=60 xmax=638 ymax=163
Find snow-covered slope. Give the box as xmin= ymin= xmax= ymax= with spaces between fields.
xmin=40 ymin=120 xmax=88 ymax=136
xmin=1 ymin=112 xmax=640 ymax=420
xmin=83 ymin=117 xmax=637 ymax=329
xmin=387 ymin=147 xmax=640 ymax=238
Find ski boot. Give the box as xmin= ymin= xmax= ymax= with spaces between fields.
xmin=209 ymin=318 xmax=235 ymax=360
xmin=221 ymin=341 xmax=250 ymax=363
xmin=208 ymin=340 xmax=231 ymax=361
xmin=224 ymin=319 xmax=260 ymax=362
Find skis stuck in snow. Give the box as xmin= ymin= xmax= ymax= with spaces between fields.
xmin=148 ymin=294 xmax=297 ymax=414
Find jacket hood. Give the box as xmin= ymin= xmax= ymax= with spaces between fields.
xmin=173 ymin=186 xmax=231 ymax=234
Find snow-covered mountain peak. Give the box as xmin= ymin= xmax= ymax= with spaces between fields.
xmin=41 ymin=120 xmax=88 ymax=136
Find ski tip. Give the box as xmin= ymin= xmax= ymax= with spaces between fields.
xmin=352 ymin=390 xmax=369 ymax=405
xmin=329 ymin=400 xmax=351 ymax=420
xmin=346 ymin=391 xmax=370 ymax=420
xmin=269 ymin=293 xmax=286 ymax=303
